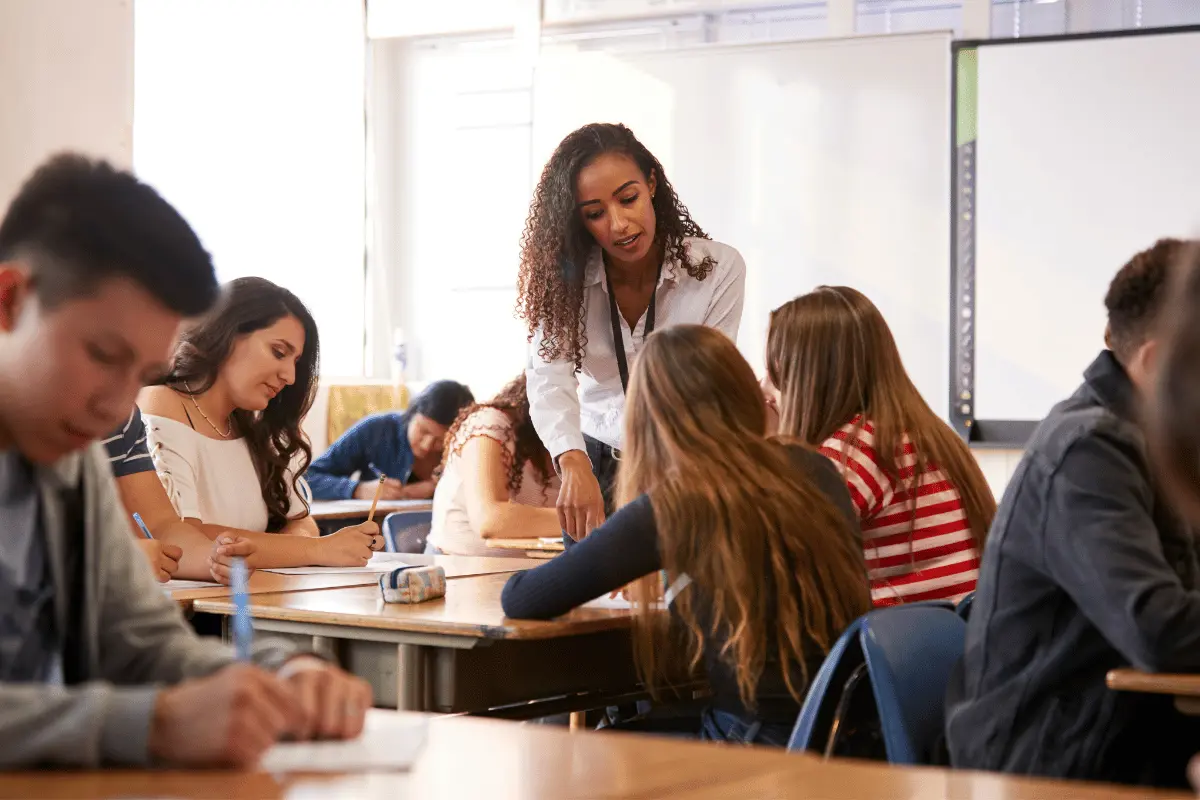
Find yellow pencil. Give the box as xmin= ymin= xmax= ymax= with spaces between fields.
xmin=367 ymin=474 xmax=386 ymax=523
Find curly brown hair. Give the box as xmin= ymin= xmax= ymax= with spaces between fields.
xmin=516 ymin=123 xmax=715 ymax=369
xmin=1104 ymin=238 xmax=1184 ymax=363
xmin=441 ymin=374 xmax=551 ymax=496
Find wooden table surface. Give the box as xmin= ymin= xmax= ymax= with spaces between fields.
xmin=0 ymin=711 xmax=1187 ymax=800
xmin=170 ymin=554 xmax=539 ymax=603
xmin=310 ymin=498 xmax=433 ymax=521
xmin=193 ymin=572 xmax=631 ymax=641
xmin=1107 ymin=669 xmax=1200 ymax=697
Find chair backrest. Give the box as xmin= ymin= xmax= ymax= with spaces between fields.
xmin=787 ymin=616 xmax=865 ymax=753
xmin=382 ymin=511 xmax=434 ymax=554
xmin=956 ymin=591 xmax=975 ymax=620
xmin=859 ymin=605 xmax=966 ymax=765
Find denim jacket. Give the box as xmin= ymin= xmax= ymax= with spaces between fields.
xmin=945 ymin=351 xmax=1200 ymax=784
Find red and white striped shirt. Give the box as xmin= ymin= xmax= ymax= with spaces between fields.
xmin=820 ymin=419 xmax=980 ymax=607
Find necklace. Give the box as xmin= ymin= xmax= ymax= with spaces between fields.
xmin=183 ymin=382 xmax=232 ymax=439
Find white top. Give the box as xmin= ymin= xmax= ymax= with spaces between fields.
xmin=426 ymin=407 xmax=560 ymax=557
xmin=526 ymin=237 xmax=746 ymax=458
xmin=144 ymin=414 xmax=308 ymax=532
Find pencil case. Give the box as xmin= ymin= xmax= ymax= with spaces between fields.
xmin=379 ymin=565 xmax=446 ymax=604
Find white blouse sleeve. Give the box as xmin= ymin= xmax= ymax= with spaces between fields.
xmin=704 ymin=245 xmax=747 ymax=343
xmin=526 ymin=325 xmax=587 ymax=461
xmin=144 ymin=418 xmax=203 ymax=521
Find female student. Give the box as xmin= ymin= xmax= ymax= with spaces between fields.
xmin=140 ymin=277 xmax=379 ymax=569
xmin=305 ymin=380 xmax=473 ymax=501
xmin=517 ymin=122 xmax=747 ymax=542
xmin=426 ymin=374 xmax=559 ymax=556
xmin=502 ymin=325 xmax=870 ymax=745
xmin=765 ymin=286 xmax=996 ymax=606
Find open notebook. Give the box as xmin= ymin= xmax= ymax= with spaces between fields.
xmin=260 ymin=552 xmax=414 ymax=576
xmin=260 ymin=709 xmax=428 ymax=772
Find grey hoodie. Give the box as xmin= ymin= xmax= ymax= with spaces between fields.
xmin=0 ymin=442 xmax=295 ymax=767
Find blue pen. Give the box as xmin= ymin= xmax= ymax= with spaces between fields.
xmin=231 ymin=557 xmax=253 ymax=661
xmin=132 ymin=512 xmax=154 ymax=540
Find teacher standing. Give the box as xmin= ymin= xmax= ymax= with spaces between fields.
xmin=517 ymin=122 xmax=746 ymax=542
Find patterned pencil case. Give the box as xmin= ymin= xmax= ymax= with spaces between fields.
xmin=379 ymin=565 xmax=447 ymax=604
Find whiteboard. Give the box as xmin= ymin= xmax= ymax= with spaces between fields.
xmin=973 ymin=30 xmax=1200 ymax=421
xmin=532 ymin=32 xmax=952 ymax=413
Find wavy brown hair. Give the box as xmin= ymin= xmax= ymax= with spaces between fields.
xmin=617 ymin=325 xmax=870 ymax=708
xmin=516 ymin=123 xmax=715 ymax=369
xmin=767 ymin=287 xmax=996 ymax=550
xmin=158 ymin=277 xmax=319 ymax=532
xmin=440 ymin=374 xmax=551 ymax=495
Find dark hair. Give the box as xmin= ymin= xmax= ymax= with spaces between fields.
xmin=1146 ymin=242 xmax=1200 ymax=521
xmin=440 ymin=374 xmax=550 ymax=495
xmin=516 ymin=123 xmax=714 ymax=369
xmin=0 ymin=153 xmax=217 ymax=314
xmin=411 ymin=380 xmax=474 ymax=427
xmin=159 ymin=277 xmax=320 ymax=532
xmin=1105 ymin=238 xmax=1188 ymax=363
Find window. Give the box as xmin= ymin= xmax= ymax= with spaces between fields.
xmin=134 ymin=0 xmax=367 ymax=376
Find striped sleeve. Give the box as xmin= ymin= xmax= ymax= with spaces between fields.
xmin=101 ymin=407 xmax=156 ymax=478
xmin=819 ymin=422 xmax=891 ymax=521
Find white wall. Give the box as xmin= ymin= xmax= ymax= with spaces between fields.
xmin=0 ymin=0 xmax=133 ymax=208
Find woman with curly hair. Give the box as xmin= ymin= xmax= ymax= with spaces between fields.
xmin=426 ymin=374 xmax=560 ymax=556
xmin=519 ymin=123 xmax=747 ymax=543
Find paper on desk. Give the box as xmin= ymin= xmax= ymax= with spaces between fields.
xmin=583 ymin=594 xmax=665 ymax=610
xmin=260 ymin=552 xmax=413 ymax=575
xmin=260 ymin=710 xmax=427 ymax=773
xmin=163 ymin=579 xmax=223 ymax=590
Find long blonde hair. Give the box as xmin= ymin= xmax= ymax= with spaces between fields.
xmin=767 ymin=287 xmax=996 ymax=549
xmin=617 ymin=325 xmax=870 ymax=708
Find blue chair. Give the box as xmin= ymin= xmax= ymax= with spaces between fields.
xmin=956 ymin=591 xmax=975 ymax=620
xmin=860 ymin=605 xmax=966 ymax=765
xmin=381 ymin=511 xmax=433 ymax=554
xmin=787 ymin=617 xmax=866 ymax=754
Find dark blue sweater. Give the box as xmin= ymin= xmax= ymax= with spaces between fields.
xmin=305 ymin=412 xmax=414 ymax=500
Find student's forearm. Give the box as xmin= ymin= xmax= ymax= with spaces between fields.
xmin=151 ymin=521 xmax=221 ymax=581
xmin=479 ymin=503 xmax=561 ymax=540
xmin=193 ymin=523 xmax=326 ymax=569
xmin=280 ymin=516 xmax=320 ymax=538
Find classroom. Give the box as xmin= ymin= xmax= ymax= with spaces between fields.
xmin=3 ymin=0 xmax=1200 ymax=797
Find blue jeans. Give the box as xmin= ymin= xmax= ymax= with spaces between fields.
xmin=699 ymin=708 xmax=793 ymax=747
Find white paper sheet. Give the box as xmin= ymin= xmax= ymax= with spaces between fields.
xmin=163 ymin=579 xmax=223 ymax=590
xmin=259 ymin=710 xmax=427 ymax=772
xmin=261 ymin=553 xmax=414 ymax=576
xmin=582 ymin=594 xmax=664 ymax=611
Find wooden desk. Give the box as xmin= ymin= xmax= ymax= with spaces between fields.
xmin=194 ymin=573 xmax=640 ymax=714
xmin=488 ymin=537 xmax=565 ymax=553
xmin=310 ymin=499 xmax=433 ymax=521
xmin=0 ymin=711 xmax=1187 ymax=800
xmin=1107 ymin=668 xmax=1200 ymax=714
xmin=171 ymin=554 xmax=538 ymax=615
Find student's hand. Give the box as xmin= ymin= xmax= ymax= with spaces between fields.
xmin=148 ymin=664 xmax=300 ymax=767
xmin=399 ymin=480 xmax=436 ymax=500
xmin=760 ymin=374 xmax=780 ymax=436
xmin=353 ymin=478 xmax=406 ymax=501
xmin=556 ymin=451 xmax=605 ymax=541
xmin=136 ymin=538 xmax=182 ymax=583
xmin=278 ymin=657 xmax=372 ymax=741
xmin=320 ymin=521 xmax=380 ymax=566
xmin=209 ymin=535 xmax=257 ymax=585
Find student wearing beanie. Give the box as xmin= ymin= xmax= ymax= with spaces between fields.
xmin=305 ymin=380 xmax=474 ymax=501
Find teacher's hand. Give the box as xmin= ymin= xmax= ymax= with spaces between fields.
xmin=557 ymin=450 xmax=605 ymax=541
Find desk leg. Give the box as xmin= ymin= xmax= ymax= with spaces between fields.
xmin=397 ymin=644 xmax=427 ymax=711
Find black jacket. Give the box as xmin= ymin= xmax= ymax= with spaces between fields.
xmin=945 ymin=351 xmax=1200 ymax=785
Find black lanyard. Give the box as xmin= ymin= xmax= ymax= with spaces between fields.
xmin=605 ymin=263 xmax=662 ymax=394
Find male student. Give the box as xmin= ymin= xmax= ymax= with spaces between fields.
xmin=0 ymin=153 xmax=371 ymax=768
xmin=945 ymin=238 xmax=1200 ymax=787
xmin=105 ymin=404 xmax=254 ymax=584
